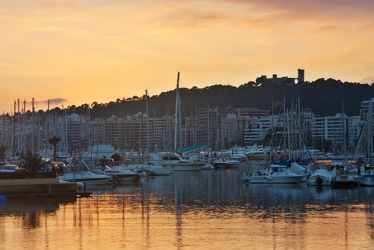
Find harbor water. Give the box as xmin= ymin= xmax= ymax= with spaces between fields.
xmin=1 ymin=165 xmax=374 ymax=249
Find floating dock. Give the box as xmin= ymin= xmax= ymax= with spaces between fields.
xmin=0 ymin=175 xmax=92 ymax=199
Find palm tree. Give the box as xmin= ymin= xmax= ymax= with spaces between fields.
xmin=48 ymin=136 xmax=62 ymax=161
xmin=20 ymin=150 xmax=44 ymax=177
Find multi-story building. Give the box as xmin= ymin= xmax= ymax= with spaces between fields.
xmin=311 ymin=114 xmax=344 ymax=144
xmin=1 ymin=97 xmax=373 ymax=159
xmin=87 ymin=113 xmax=176 ymax=155
xmin=193 ymin=106 xmax=270 ymax=150
xmin=310 ymin=113 xmax=360 ymax=151
xmin=243 ymin=115 xmax=279 ymax=145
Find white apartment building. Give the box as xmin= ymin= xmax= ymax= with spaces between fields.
xmin=310 ymin=113 xmax=360 ymax=149
xmin=243 ymin=115 xmax=279 ymax=144
xmin=0 ymin=99 xmax=373 ymax=157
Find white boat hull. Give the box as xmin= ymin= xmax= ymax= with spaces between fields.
xmin=127 ymin=163 xmax=172 ymax=176
xmin=201 ymin=163 xmax=215 ymax=170
xmin=307 ymin=169 xmax=333 ymax=186
xmin=145 ymin=166 xmax=172 ymax=176
xmin=359 ymin=174 xmax=374 ymax=186
xmin=150 ymin=152 xmax=204 ymax=171
xmin=247 ymin=174 xmax=305 ymax=184
xmin=105 ymin=173 xmax=140 ymax=185
xmin=58 ymin=171 xmax=112 ymax=187
xmin=307 ymin=179 xmax=332 ymax=186
xmin=166 ymin=163 xmax=204 ymax=171
xmin=80 ymin=178 xmax=112 ymax=186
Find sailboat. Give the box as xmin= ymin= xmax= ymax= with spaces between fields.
xmin=331 ymin=97 xmax=358 ymax=188
xmin=150 ymin=72 xmax=204 ymax=171
xmin=244 ymin=115 xmax=308 ymax=183
xmin=138 ymin=90 xmax=172 ymax=176
xmin=243 ymin=97 xmax=307 ymax=184
xmin=243 ymin=164 xmax=305 ymax=184
xmin=356 ymin=99 xmax=374 ymax=186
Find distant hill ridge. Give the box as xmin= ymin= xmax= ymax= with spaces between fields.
xmin=51 ymin=78 xmax=374 ymax=119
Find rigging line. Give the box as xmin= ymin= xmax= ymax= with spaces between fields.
xmin=146 ymin=91 xmax=157 ymax=118
xmin=265 ymin=100 xmax=284 ymax=165
xmin=293 ymin=115 xmax=314 ymax=163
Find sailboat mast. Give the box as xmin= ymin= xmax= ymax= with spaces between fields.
xmin=368 ymin=100 xmax=373 ymax=161
xmin=298 ymin=98 xmax=302 ymax=157
xmin=31 ymin=98 xmax=35 ymax=154
xmin=271 ymin=96 xmax=274 ymax=151
xmin=174 ymin=72 xmax=180 ymax=152
xmin=342 ymin=95 xmax=348 ymax=165
xmin=179 ymin=86 xmax=182 ymax=150
xmin=145 ymin=90 xmax=149 ymax=160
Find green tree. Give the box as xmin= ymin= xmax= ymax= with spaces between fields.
xmin=48 ymin=136 xmax=62 ymax=161
xmin=20 ymin=150 xmax=44 ymax=177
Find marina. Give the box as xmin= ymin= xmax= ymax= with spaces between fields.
xmin=1 ymin=164 xmax=374 ymax=249
xmin=1 ymin=1 xmax=374 ymax=249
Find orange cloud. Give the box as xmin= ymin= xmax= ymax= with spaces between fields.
xmin=361 ymin=76 xmax=374 ymax=84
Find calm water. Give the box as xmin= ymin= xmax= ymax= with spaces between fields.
xmin=1 ymin=167 xmax=374 ymax=250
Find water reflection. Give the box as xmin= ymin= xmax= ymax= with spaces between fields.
xmin=0 ymin=196 xmax=77 ymax=213
xmin=1 ymin=169 xmax=374 ymax=249
xmin=92 ymin=170 xmax=374 ymax=249
xmin=107 ymin=170 xmax=374 ymax=215
xmin=0 ymin=196 xmax=77 ymax=224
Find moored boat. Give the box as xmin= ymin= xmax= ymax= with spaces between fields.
xmin=127 ymin=161 xmax=172 ymax=176
xmin=332 ymin=174 xmax=357 ymax=188
xmin=226 ymin=159 xmax=241 ymax=168
xmin=331 ymin=165 xmax=358 ymax=188
xmin=358 ymin=165 xmax=374 ymax=186
xmin=243 ymin=164 xmax=305 ymax=184
xmin=103 ymin=166 xmax=141 ymax=185
xmin=358 ymin=172 xmax=374 ymax=186
xmin=212 ymin=158 xmax=228 ymax=169
xmin=246 ymin=151 xmax=269 ymax=161
xmin=307 ymin=169 xmax=333 ymax=186
xmin=58 ymin=171 xmax=112 ymax=187
xmin=201 ymin=163 xmax=215 ymax=170
xmin=149 ymin=152 xmax=204 ymax=171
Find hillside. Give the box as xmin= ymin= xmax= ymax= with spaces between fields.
xmin=54 ymin=78 xmax=374 ymax=119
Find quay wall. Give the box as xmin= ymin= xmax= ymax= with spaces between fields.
xmin=0 ymin=178 xmax=77 ymax=195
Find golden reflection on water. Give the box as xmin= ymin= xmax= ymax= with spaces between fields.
xmin=1 ymin=170 xmax=374 ymax=249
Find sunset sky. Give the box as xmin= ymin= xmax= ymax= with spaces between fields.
xmin=1 ymin=0 xmax=374 ymax=114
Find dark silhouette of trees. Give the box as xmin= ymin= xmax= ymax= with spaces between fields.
xmin=44 ymin=78 xmax=374 ymax=120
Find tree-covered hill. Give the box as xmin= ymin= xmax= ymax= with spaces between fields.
xmin=53 ymin=78 xmax=374 ymax=119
